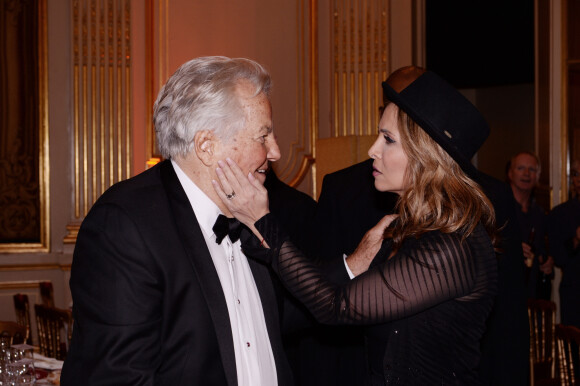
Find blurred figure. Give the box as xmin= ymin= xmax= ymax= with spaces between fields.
xmin=548 ymin=159 xmax=580 ymax=377
xmin=265 ymin=169 xmax=316 ymax=253
xmin=298 ymin=79 xmax=398 ymax=386
xmin=263 ymin=168 xmax=320 ymax=383
xmin=507 ymin=151 xmax=553 ymax=300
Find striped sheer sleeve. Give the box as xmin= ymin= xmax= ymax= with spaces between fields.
xmin=249 ymin=213 xmax=493 ymax=326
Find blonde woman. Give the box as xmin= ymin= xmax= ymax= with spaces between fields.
xmin=215 ymin=67 xmax=498 ymax=385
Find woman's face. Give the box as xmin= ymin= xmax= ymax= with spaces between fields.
xmin=368 ymin=104 xmax=409 ymax=194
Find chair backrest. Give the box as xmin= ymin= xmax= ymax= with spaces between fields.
xmin=39 ymin=281 xmax=55 ymax=308
xmin=527 ymin=299 xmax=557 ymax=383
xmin=0 ymin=321 xmax=28 ymax=345
xmin=12 ymin=293 xmax=32 ymax=345
xmin=34 ymin=304 xmax=73 ymax=360
xmin=555 ymin=324 xmax=580 ymax=386
xmin=315 ymin=135 xmax=376 ymax=198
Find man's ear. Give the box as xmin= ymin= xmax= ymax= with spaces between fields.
xmin=193 ymin=130 xmax=216 ymax=166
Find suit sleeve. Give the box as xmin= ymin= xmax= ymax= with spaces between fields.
xmin=309 ymin=174 xmax=345 ymax=261
xmin=63 ymin=202 xmax=163 ymax=385
xmin=548 ymin=205 xmax=580 ymax=269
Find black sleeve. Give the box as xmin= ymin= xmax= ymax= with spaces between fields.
xmin=64 ymin=203 xmax=162 ymax=385
xmin=548 ymin=206 xmax=580 ymax=269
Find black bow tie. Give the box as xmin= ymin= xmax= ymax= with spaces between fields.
xmin=213 ymin=214 xmax=243 ymax=244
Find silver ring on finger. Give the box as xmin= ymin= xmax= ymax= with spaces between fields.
xmin=226 ymin=191 xmax=236 ymax=200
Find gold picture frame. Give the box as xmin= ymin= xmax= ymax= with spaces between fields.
xmin=0 ymin=0 xmax=49 ymax=253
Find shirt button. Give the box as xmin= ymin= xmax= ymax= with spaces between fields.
xmin=246 ymin=342 xmax=250 ymax=347
xmin=237 ymin=299 xmax=241 ymax=304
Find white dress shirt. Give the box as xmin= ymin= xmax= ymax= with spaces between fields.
xmin=172 ymin=161 xmax=278 ymax=386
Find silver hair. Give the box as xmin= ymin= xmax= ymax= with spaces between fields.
xmin=153 ymin=56 xmax=272 ymax=159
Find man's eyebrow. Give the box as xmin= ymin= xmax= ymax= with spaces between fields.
xmin=263 ymin=126 xmax=273 ymax=134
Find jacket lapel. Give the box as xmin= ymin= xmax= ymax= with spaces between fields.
xmin=159 ymin=160 xmax=238 ymax=386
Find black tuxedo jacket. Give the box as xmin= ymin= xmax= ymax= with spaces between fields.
xmin=475 ymin=172 xmax=529 ymax=385
xmin=298 ymin=159 xmax=397 ymax=386
xmin=61 ymin=160 xmax=294 ymax=386
xmin=312 ymin=158 xmax=398 ymax=262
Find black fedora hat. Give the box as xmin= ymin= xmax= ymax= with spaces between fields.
xmin=382 ymin=71 xmax=489 ymax=177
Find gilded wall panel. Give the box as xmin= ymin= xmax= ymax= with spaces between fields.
xmin=66 ymin=0 xmax=131 ymax=242
xmin=332 ymin=0 xmax=389 ymax=137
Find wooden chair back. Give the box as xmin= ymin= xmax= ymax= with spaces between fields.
xmin=527 ymin=299 xmax=557 ymax=385
xmin=39 ymin=281 xmax=55 ymax=308
xmin=34 ymin=304 xmax=73 ymax=360
xmin=0 ymin=321 xmax=27 ymax=345
xmin=555 ymin=324 xmax=580 ymax=386
xmin=12 ymin=293 xmax=32 ymax=345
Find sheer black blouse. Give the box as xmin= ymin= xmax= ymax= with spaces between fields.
xmin=245 ymin=214 xmax=498 ymax=385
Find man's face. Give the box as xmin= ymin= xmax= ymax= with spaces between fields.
xmin=214 ymin=81 xmax=280 ymax=184
xmin=508 ymin=153 xmax=540 ymax=193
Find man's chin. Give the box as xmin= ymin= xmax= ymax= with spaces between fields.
xmin=254 ymin=171 xmax=267 ymax=184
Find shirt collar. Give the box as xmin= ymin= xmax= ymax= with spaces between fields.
xmin=171 ymin=160 xmax=222 ymax=239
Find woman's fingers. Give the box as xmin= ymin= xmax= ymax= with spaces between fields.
xmin=214 ymin=167 xmax=235 ymax=200
xmin=213 ymin=158 xmax=270 ymax=226
xmin=225 ymin=158 xmax=249 ymax=184
xmin=377 ymin=214 xmax=398 ymax=228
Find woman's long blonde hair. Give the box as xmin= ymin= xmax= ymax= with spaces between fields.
xmin=385 ymin=107 xmax=496 ymax=249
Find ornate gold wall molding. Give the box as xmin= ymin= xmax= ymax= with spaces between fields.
xmin=279 ymin=0 xmax=391 ymax=193
xmin=0 ymin=0 xmax=50 ymax=253
xmin=0 ymin=265 xmax=69 ymax=273
xmin=276 ymin=0 xmax=318 ymax=187
xmin=65 ymin=0 xmax=132 ymax=242
xmin=145 ymin=0 xmax=168 ymax=164
xmin=332 ymin=0 xmax=390 ymax=137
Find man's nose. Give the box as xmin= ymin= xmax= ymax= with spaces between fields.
xmin=268 ymin=138 xmax=281 ymax=162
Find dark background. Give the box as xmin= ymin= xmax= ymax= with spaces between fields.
xmin=426 ymin=0 xmax=534 ymax=88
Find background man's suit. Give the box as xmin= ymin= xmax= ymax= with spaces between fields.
xmin=475 ymin=172 xmax=529 ymax=385
xmin=62 ymin=160 xmax=294 ymax=386
xmin=304 ymin=159 xmax=398 ymax=386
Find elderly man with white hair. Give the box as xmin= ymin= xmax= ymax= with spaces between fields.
xmin=62 ymin=56 xmax=295 ymax=386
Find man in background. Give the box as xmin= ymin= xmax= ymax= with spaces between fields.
xmin=507 ymin=151 xmax=554 ymax=300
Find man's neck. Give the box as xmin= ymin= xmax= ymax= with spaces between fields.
xmin=511 ymin=185 xmax=533 ymax=213
xmin=173 ymin=157 xmax=233 ymax=217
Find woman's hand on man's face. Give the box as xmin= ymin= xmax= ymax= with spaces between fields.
xmin=212 ymin=158 xmax=270 ymax=228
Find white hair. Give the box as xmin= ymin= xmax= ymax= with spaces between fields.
xmin=153 ymin=56 xmax=271 ymax=158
